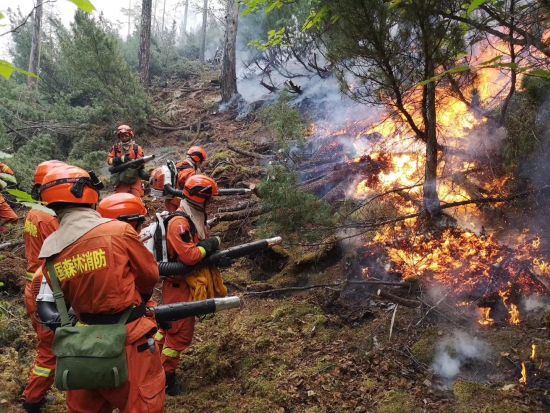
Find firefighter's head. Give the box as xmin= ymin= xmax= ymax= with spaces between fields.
xmin=116 ymin=124 xmax=134 ymax=143
xmin=32 ymin=160 xmax=67 ymax=200
xmin=182 ymin=174 xmax=218 ymax=210
xmin=187 ymin=146 xmax=207 ymax=166
xmin=97 ymin=193 xmax=147 ymax=230
xmin=39 ymin=165 xmax=103 ymax=211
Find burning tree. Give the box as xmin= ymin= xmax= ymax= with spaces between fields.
xmin=321 ymin=0 xmax=467 ymax=219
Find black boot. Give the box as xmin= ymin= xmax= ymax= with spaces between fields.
xmin=165 ymin=373 xmax=182 ymax=396
xmin=22 ymin=399 xmax=45 ymax=413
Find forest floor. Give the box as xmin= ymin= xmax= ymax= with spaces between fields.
xmin=0 ymin=69 xmax=549 ymax=412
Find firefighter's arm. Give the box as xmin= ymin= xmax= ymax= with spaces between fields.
xmin=124 ymin=226 xmax=159 ymax=296
xmin=167 ymin=217 xmax=205 ymax=266
xmin=107 ymin=147 xmax=116 ymax=165
xmin=0 ymin=162 xmax=14 ymax=175
xmin=137 ymin=145 xmax=144 ymax=159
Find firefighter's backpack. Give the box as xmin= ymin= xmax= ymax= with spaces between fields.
xmin=140 ymin=211 xmax=196 ymax=262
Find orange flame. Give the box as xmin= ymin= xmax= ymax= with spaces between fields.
xmin=509 ymin=304 xmax=521 ymax=325
xmin=519 ymin=362 xmax=527 ymax=385
xmin=530 ymin=344 xmax=537 ymax=361
xmin=478 ymin=307 xmax=495 ymax=326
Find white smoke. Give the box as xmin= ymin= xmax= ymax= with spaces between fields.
xmin=523 ymin=295 xmax=550 ymax=312
xmin=431 ymin=330 xmax=490 ymax=381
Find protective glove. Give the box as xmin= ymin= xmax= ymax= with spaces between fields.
xmin=112 ymin=157 xmax=123 ymax=166
xmin=198 ymin=236 xmax=221 ymax=256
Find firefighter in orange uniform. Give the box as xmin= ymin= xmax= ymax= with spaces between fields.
xmin=107 ymin=124 xmax=146 ymax=197
xmin=0 ymin=162 xmax=19 ymax=230
xmin=38 ymin=166 xmax=165 ymax=413
xmin=165 ymin=146 xmax=208 ymax=212
xmin=21 ymin=160 xmax=66 ymax=413
xmin=155 ymin=174 xmax=221 ymax=394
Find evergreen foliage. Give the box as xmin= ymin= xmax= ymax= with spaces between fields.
xmin=1 ymin=11 xmax=150 ymax=190
xmin=257 ymin=166 xmax=334 ymax=240
xmin=259 ymin=93 xmax=305 ymax=149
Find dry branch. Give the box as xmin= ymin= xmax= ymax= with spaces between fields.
xmin=351 ymin=185 xmax=550 ymax=230
xmin=377 ymin=289 xmax=421 ymax=308
xmin=244 ymin=280 xmax=405 ymax=297
xmin=0 ymin=240 xmax=24 ymax=250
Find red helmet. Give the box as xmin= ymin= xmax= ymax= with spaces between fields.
xmin=116 ymin=124 xmax=134 ymax=141
xmin=187 ymin=146 xmax=207 ymax=164
xmin=40 ymin=166 xmax=101 ymax=206
xmin=183 ymin=174 xmax=218 ymax=206
xmin=34 ymin=160 xmax=67 ymax=185
xmin=97 ymin=193 xmax=147 ymax=226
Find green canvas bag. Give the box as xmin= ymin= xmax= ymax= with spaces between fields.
xmin=47 ymin=260 xmax=130 ymax=391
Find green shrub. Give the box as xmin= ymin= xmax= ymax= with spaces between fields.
xmin=4 ymin=135 xmax=61 ymax=192
xmin=501 ymin=92 xmax=540 ymax=173
xmin=257 ymin=166 xmax=334 ymax=240
xmin=522 ymin=75 xmax=550 ymax=104
xmin=259 ymin=92 xmax=305 ymax=149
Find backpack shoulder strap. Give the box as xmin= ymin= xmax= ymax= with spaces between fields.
xmin=164 ymin=211 xmax=197 ymax=240
xmin=46 ymin=259 xmax=71 ymax=327
xmin=153 ymin=213 xmax=168 ymax=262
xmin=133 ymin=144 xmax=139 ymax=159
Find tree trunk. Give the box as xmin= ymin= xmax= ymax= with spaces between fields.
xmin=161 ymin=0 xmax=166 ymax=33
xmin=422 ymin=63 xmax=441 ymax=217
xmin=138 ymin=0 xmax=153 ymax=87
xmin=199 ymin=0 xmax=208 ymax=62
xmin=182 ymin=0 xmax=189 ymax=36
xmin=127 ymin=0 xmax=132 ymax=39
xmin=221 ymin=0 xmax=239 ymax=103
xmin=27 ymin=0 xmax=43 ymax=87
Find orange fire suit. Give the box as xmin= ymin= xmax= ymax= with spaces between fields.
xmin=42 ymin=218 xmax=164 ymax=413
xmin=0 ymin=163 xmax=18 ymax=225
xmin=155 ymin=214 xmax=205 ymax=374
xmin=0 ymin=194 xmax=17 ymax=223
xmin=107 ymin=142 xmax=145 ymax=197
xmin=165 ymin=161 xmax=197 ymax=213
xmin=22 ymin=209 xmax=59 ymax=404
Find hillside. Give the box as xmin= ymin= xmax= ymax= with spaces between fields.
xmin=0 ymin=68 xmax=549 ymax=413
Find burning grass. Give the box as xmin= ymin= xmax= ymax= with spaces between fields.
xmin=364 ymin=222 xmax=549 ymax=325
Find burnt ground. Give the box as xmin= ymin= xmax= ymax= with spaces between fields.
xmin=0 ymin=69 xmax=549 ymax=412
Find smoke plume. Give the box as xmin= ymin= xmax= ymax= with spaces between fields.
xmin=431 ymin=330 xmax=490 ymax=382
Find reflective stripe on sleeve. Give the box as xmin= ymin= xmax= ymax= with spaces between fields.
xmin=32 ymin=366 xmax=52 ymax=378
xmin=162 ymin=347 xmax=180 ymax=358
xmin=154 ymin=331 xmax=165 ymax=342
xmin=198 ymin=246 xmax=206 ymax=258
xmin=25 ymin=272 xmax=35 ymax=281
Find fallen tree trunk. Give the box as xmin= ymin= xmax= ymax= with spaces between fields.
xmin=148 ymin=121 xmax=210 ymax=132
xmin=216 ymin=206 xmax=268 ymax=222
xmin=227 ymin=144 xmax=274 ymax=160
xmin=218 ymin=201 xmax=258 ymax=213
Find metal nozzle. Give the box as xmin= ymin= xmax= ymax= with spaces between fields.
xmin=266 ymin=236 xmax=283 ymax=246
xmin=214 ymin=296 xmax=242 ymax=312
